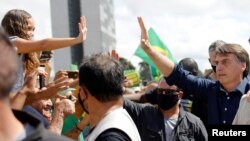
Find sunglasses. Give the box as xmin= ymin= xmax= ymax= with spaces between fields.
xmin=157 ymin=88 xmax=180 ymax=95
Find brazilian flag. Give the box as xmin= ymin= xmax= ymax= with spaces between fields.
xmin=124 ymin=70 xmax=140 ymax=87
xmin=135 ymin=28 xmax=176 ymax=79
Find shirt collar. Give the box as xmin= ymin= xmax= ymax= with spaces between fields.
xmin=235 ymin=77 xmax=249 ymax=94
xmin=219 ymin=77 xmax=249 ymax=94
xmin=178 ymin=106 xmax=186 ymax=119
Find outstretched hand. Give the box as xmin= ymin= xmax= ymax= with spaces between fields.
xmin=25 ymin=75 xmax=71 ymax=105
xmin=22 ymin=70 xmax=39 ymax=95
xmin=54 ymin=98 xmax=75 ymax=117
xmin=137 ymin=17 xmax=151 ymax=49
xmin=77 ymin=16 xmax=87 ymax=43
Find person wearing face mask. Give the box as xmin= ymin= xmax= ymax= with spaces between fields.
xmin=138 ymin=17 xmax=250 ymax=126
xmin=78 ymin=54 xmax=141 ymax=141
xmin=123 ymin=78 xmax=208 ymax=141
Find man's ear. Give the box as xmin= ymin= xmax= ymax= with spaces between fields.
xmin=241 ymin=62 xmax=247 ymax=72
xmin=79 ymin=86 xmax=88 ymax=100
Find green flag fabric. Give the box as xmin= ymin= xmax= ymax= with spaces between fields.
xmin=135 ymin=28 xmax=176 ymax=78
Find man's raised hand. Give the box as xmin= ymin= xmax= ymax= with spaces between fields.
xmin=137 ymin=17 xmax=151 ymax=50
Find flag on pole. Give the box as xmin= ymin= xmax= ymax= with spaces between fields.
xmin=135 ymin=28 xmax=176 ymax=78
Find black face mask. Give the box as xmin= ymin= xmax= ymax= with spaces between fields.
xmin=211 ymin=65 xmax=216 ymax=73
xmin=156 ymin=89 xmax=180 ymax=111
xmin=78 ymin=94 xmax=89 ymax=114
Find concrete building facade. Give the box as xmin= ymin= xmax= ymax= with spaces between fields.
xmin=51 ymin=0 xmax=116 ymax=72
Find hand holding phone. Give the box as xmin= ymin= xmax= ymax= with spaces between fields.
xmin=38 ymin=65 xmax=46 ymax=89
xmin=66 ymin=71 xmax=79 ymax=79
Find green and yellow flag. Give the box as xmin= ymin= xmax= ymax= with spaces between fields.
xmin=124 ymin=70 xmax=140 ymax=87
xmin=135 ymin=28 xmax=176 ymax=78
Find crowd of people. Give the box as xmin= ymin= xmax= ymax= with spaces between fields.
xmin=0 ymin=8 xmax=250 ymax=141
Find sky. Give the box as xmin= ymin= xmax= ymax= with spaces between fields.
xmin=114 ymin=0 xmax=250 ymax=72
xmin=1 ymin=0 xmax=250 ymax=72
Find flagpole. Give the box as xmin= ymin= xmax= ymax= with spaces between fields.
xmin=149 ymin=64 xmax=154 ymax=80
xmin=128 ymin=54 xmax=134 ymax=62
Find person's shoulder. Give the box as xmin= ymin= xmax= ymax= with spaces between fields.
xmin=41 ymin=130 xmax=73 ymax=141
xmin=13 ymin=110 xmax=73 ymax=141
xmin=182 ymin=110 xmax=204 ymax=124
xmin=96 ymin=128 xmax=131 ymax=141
xmin=9 ymin=36 xmax=19 ymax=41
xmin=185 ymin=111 xmax=200 ymax=119
xmin=241 ymin=94 xmax=248 ymax=100
xmin=239 ymin=94 xmax=249 ymax=105
xmin=23 ymin=127 xmax=73 ymax=141
xmin=23 ymin=105 xmax=50 ymax=128
xmin=123 ymin=97 xmax=152 ymax=109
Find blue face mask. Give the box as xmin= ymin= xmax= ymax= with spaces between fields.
xmin=156 ymin=89 xmax=180 ymax=111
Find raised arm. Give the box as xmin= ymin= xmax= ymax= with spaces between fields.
xmin=13 ymin=16 xmax=87 ymax=53
xmin=10 ymin=70 xmax=38 ymax=110
xmin=137 ymin=17 xmax=174 ymax=77
xmin=123 ymin=93 xmax=148 ymax=103
xmin=49 ymin=98 xmax=75 ymax=134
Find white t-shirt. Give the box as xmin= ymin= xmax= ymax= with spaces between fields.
xmin=9 ymin=36 xmax=25 ymax=93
